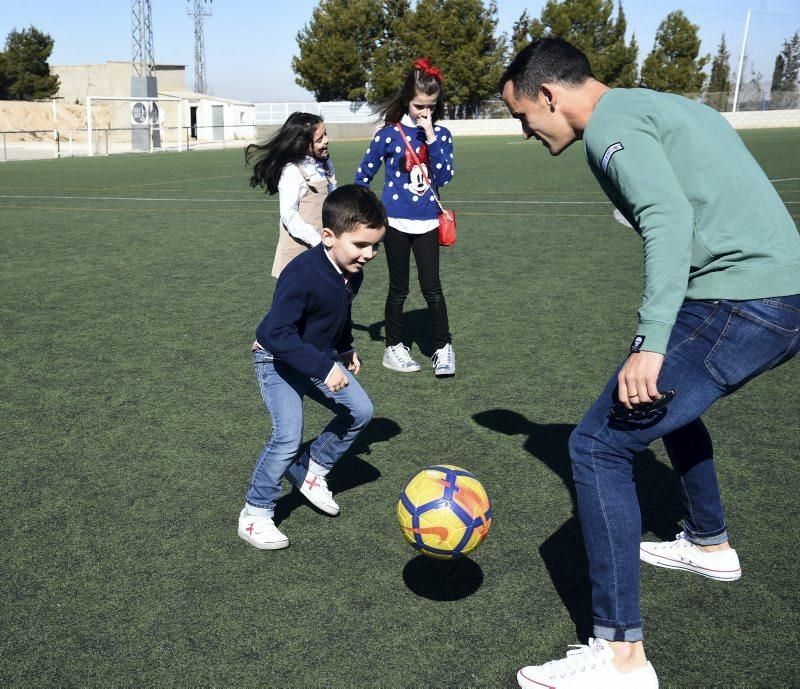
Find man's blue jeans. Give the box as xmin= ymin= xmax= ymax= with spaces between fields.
xmin=245 ymin=349 xmax=374 ymax=516
xmin=569 ymin=295 xmax=800 ymax=642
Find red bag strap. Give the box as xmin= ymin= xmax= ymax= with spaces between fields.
xmin=394 ymin=123 xmax=448 ymax=216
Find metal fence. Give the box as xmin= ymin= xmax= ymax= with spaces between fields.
xmin=0 ymin=123 xmax=258 ymax=162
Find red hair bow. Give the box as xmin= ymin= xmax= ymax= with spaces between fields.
xmin=414 ymin=57 xmax=443 ymax=84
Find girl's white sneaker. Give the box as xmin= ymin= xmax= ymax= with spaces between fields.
xmin=431 ymin=343 xmax=455 ymax=377
xmin=383 ymin=343 xmax=421 ymax=372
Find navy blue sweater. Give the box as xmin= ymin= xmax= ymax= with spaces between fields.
xmin=256 ymin=244 xmax=362 ymax=380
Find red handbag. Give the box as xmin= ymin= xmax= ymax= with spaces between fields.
xmin=395 ymin=124 xmax=456 ymax=246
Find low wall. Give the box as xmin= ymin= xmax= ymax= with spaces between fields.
xmin=721 ymin=109 xmax=800 ymax=129
xmin=255 ymin=109 xmax=800 ymax=143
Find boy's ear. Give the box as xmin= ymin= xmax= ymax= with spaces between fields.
xmin=540 ymin=83 xmax=557 ymax=109
xmin=320 ymin=227 xmax=336 ymax=247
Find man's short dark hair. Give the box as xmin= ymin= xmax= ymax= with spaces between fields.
xmin=322 ymin=184 xmax=388 ymax=236
xmin=499 ymin=38 xmax=594 ymax=99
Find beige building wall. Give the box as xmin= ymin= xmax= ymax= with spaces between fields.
xmin=52 ymin=63 xmax=187 ymax=105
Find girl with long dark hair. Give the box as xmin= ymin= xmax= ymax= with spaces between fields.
xmin=355 ymin=58 xmax=456 ymax=377
xmin=246 ymin=112 xmax=336 ymax=277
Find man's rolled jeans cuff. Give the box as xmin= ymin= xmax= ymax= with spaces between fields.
xmin=684 ymin=522 xmax=729 ymax=546
xmin=594 ymin=619 xmax=644 ymax=643
xmin=244 ymin=501 xmax=274 ymax=519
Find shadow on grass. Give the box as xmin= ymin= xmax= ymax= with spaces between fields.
xmin=473 ymin=409 xmax=682 ymax=642
xmin=353 ymin=307 xmax=436 ymax=358
xmin=402 ymin=554 xmax=484 ymax=601
xmin=273 ymin=416 xmax=401 ymax=525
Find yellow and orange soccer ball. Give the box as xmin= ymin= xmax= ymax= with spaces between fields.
xmin=397 ymin=465 xmax=492 ymax=559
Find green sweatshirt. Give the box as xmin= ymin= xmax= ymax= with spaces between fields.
xmin=583 ymin=88 xmax=800 ymax=354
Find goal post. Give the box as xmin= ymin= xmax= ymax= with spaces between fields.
xmin=86 ymin=95 xmax=183 ymax=157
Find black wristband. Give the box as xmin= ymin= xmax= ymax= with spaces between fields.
xmin=630 ymin=335 xmax=645 ymax=353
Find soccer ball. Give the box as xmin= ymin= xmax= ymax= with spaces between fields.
xmin=397 ymin=465 xmax=492 ymax=559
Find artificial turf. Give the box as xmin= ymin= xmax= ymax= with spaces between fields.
xmin=1 ymin=130 xmax=798 ymax=687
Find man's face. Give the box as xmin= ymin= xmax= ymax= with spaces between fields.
xmin=501 ymin=81 xmax=576 ymax=156
xmin=323 ymin=223 xmax=385 ymax=275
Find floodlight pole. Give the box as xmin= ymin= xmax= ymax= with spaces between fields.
xmin=732 ymin=9 xmax=752 ymax=113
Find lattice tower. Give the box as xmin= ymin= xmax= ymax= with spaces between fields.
xmin=187 ymin=0 xmax=213 ymax=94
xmin=131 ymin=0 xmax=155 ymax=77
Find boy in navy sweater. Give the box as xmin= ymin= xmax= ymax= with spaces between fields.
xmin=239 ymin=185 xmax=387 ymax=550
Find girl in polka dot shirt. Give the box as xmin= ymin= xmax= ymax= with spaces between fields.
xmin=354 ymin=57 xmax=456 ymax=378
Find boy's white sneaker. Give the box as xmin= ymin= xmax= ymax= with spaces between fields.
xmin=383 ymin=343 xmax=421 ymax=372
xmin=431 ymin=343 xmax=455 ymax=377
xmin=296 ymin=470 xmax=340 ymax=516
xmin=640 ymin=531 xmax=741 ymax=581
xmin=238 ymin=508 xmax=289 ymax=550
xmin=517 ymin=638 xmax=658 ymax=689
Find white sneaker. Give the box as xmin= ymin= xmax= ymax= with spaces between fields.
xmin=296 ymin=469 xmax=340 ymax=516
xmin=431 ymin=343 xmax=455 ymax=377
xmin=383 ymin=343 xmax=421 ymax=372
xmin=238 ymin=508 xmax=289 ymax=550
xmin=640 ymin=531 xmax=741 ymax=581
xmin=517 ymin=638 xmax=659 ymax=689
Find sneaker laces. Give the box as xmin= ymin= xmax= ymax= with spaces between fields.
xmin=541 ymin=640 xmax=607 ymax=678
xmin=432 ymin=344 xmax=453 ymax=366
xmin=389 ymin=343 xmax=415 ymax=364
xmin=665 ymin=531 xmax=693 ymax=551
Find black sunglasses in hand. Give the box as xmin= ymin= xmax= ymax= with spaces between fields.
xmin=609 ymin=390 xmax=676 ymax=420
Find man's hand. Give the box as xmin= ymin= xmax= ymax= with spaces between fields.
xmin=326 ymin=364 xmax=350 ymax=393
xmin=618 ymin=351 xmax=665 ymax=409
xmin=342 ymin=351 xmax=361 ymax=375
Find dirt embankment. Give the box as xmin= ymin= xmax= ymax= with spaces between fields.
xmin=0 ymin=101 xmax=109 ymax=141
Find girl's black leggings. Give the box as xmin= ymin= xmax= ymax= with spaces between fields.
xmin=383 ymin=225 xmax=451 ymax=350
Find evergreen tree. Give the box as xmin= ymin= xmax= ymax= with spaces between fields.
xmin=769 ymin=32 xmax=800 ymax=108
xmin=0 ymin=26 xmax=59 ymax=101
xmin=406 ymin=0 xmax=507 ymax=116
xmin=292 ymin=0 xmax=383 ymax=101
xmin=512 ymin=10 xmax=531 ymax=54
xmin=706 ymin=34 xmax=731 ymax=111
xmin=640 ymin=10 xmax=708 ymax=94
xmin=527 ymin=0 xmax=638 ymax=87
xmin=367 ymin=0 xmax=416 ymax=103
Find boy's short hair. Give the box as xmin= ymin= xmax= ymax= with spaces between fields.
xmin=322 ymin=184 xmax=388 ymax=236
xmin=500 ymin=38 xmax=594 ymax=99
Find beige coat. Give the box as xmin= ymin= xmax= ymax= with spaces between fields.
xmin=271 ymin=165 xmax=336 ymax=278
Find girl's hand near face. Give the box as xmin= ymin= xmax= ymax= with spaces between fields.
xmin=417 ymin=112 xmax=436 ymax=143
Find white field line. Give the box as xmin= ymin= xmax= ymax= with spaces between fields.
xmin=1 ymin=179 xmax=798 ymax=206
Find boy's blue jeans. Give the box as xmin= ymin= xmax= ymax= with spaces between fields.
xmin=245 ymin=349 xmax=374 ymax=516
xmin=569 ymin=295 xmax=800 ymax=642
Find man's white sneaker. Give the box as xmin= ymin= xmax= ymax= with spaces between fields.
xmin=517 ymin=638 xmax=659 ymax=689
xmin=640 ymin=531 xmax=741 ymax=581
xmin=238 ymin=508 xmax=289 ymax=550
xmin=383 ymin=343 xmax=421 ymax=372
xmin=431 ymin=343 xmax=455 ymax=377
xmin=296 ymin=469 xmax=340 ymax=516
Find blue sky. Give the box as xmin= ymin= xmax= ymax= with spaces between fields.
xmin=1 ymin=1 xmax=798 ymax=102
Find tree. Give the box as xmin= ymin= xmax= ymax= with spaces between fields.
xmin=512 ymin=10 xmax=531 ymax=54
xmin=640 ymin=10 xmax=708 ymax=94
xmin=526 ymin=0 xmax=638 ymax=87
xmin=770 ymin=30 xmax=800 ymax=108
xmin=0 ymin=26 xmax=59 ymax=101
xmin=392 ymin=0 xmax=507 ymax=116
xmin=367 ymin=0 xmax=416 ymax=103
xmin=706 ymin=34 xmax=731 ymax=111
xmin=292 ymin=0 xmax=383 ymax=101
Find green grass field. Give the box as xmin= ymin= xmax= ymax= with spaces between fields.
xmin=1 ymin=130 xmax=799 ymax=688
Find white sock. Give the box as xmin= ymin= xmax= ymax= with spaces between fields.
xmin=245 ymin=504 xmax=271 ymax=518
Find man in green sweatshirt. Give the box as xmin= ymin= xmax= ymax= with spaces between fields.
xmin=500 ymin=38 xmax=800 ymax=689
